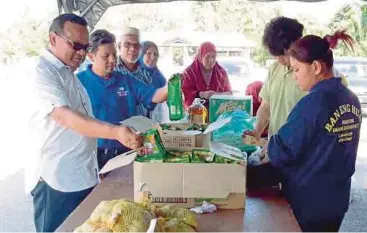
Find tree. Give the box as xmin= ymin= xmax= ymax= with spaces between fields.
xmin=328 ymin=3 xmax=367 ymax=56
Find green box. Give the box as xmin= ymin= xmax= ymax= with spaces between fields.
xmin=209 ymin=94 xmax=253 ymax=123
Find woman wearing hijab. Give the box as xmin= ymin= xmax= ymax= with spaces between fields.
xmin=246 ymin=81 xmax=268 ymax=138
xmin=138 ymin=41 xmax=169 ymax=123
xmin=263 ymin=30 xmax=360 ymax=232
xmin=182 ymin=42 xmax=232 ymax=109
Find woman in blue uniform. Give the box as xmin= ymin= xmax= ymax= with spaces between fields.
xmin=77 ymin=29 xmax=167 ymax=169
xmin=263 ymin=30 xmax=361 ymax=232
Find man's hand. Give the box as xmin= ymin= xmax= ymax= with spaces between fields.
xmin=115 ymin=126 xmax=143 ymax=149
xmin=199 ymin=90 xmax=216 ymax=99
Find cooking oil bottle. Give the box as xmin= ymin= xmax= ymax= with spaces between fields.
xmin=188 ymin=98 xmax=208 ymax=124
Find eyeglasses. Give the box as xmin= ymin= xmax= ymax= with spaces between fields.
xmin=123 ymin=42 xmax=141 ymax=50
xmin=55 ymin=33 xmax=92 ymax=52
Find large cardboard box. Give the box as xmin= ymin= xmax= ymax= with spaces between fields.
xmin=100 ymin=142 xmax=247 ymax=210
xmin=209 ymin=94 xmax=253 ymax=123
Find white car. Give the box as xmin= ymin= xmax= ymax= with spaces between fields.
xmin=217 ymin=57 xmax=267 ymax=94
xmin=334 ymin=57 xmax=367 ymax=113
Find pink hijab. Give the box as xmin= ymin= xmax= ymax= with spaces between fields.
xmin=182 ymin=42 xmax=231 ymax=109
xmin=245 ymin=81 xmax=263 ymax=115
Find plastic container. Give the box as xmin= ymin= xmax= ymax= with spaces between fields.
xmin=188 ymin=98 xmax=208 ymax=124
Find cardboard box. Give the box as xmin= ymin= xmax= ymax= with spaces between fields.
xmin=160 ymin=118 xmax=232 ymax=149
xmin=121 ymin=116 xmax=232 ymax=150
xmin=161 ymin=130 xmax=204 ymax=148
xmin=100 ymin=141 xmax=246 ymax=210
xmin=209 ymin=94 xmax=253 ymax=123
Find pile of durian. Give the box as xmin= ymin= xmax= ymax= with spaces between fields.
xmin=74 ymin=199 xmax=197 ymax=232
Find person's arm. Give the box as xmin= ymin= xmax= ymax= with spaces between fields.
xmin=222 ymin=70 xmax=232 ymax=92
xmin=255 ymin=100 xmax=270 ymax=137
xmin=50 ymin=106 xmax=118 ymax=139
xmin=268 ymin=96 xmax=319 ymax=167
xmin=50 ymin=106 xmax=142 ymax=149
xmin=181 ymin=70 xmax=199 ymax=109
xmin=33 ymin=68 xmax=142 ymax=149
xmin=152 ymin=85 xmax=168 ymax=103
xmin=129 ymin=77 xmax=167 ymax=111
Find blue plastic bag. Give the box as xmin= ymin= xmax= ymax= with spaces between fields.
xmin=212 ymin=110 xmax=258 ymax=152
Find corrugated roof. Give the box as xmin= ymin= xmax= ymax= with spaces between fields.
xmin=58 ymin=0 xmax=340 ymax=29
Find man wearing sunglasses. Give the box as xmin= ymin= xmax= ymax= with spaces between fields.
xmin=25 ymin=14 xmax=142 ymax=232
xmin=116 ymin=27 xmax=154 ymax=117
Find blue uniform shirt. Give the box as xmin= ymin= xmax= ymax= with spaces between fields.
xmin=268 ymin=77 xmax=362 ymax=221
xmin=116 ymin=57 xmax=154 ymax=117
xmin=77 ymin=65 xmax=157 ymax=149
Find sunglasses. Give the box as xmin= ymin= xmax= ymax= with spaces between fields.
xmin=56 ymin=33 xmax=92 ymax=52
xmin=122 ymin=42 xmax=141 ymax=50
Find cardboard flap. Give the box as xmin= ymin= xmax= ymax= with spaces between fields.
xmin=134 ymin=162 xmax=184 ymax=197
xmin=163 ymin=130 xmax=202 ymax=136
xmin=99 ymin=150 xmax=137 ymax=174
xmin=183 ymin=163 xmax=246 ymax=198
xmin=209 ymin=142 xmax=245 ymax=161
xmin=203 ymin=117 xmax=232 ymax=134
xmin=120 ymin=116 xmax=161 ymax=133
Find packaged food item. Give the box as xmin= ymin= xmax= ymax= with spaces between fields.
xmin=164 ymin=151 xmax=191 ymax=163
xmin=214 ymin=153 xmax=246 ymax=165
xmin=74 ymin=199 xmax=198 ymax=232
xmin=188 ymin=98 xmax=208 ymax=124
xmin=156 ymin=205 xmax=198 ymax=229
xmin=136 ymin=128 xmax=166 ymax=163
xmin=191 ymin=149 xmax=215 ymax=163
xmin=168 ymin=74 xmax=185 ymax=121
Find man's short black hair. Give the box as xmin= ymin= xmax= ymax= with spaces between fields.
xmin=49 ymin=13 xmax=88 ymax=35
xmin=89 ymin=29 xmax=116 ymax=52
xmin=262 ymin=16 xmax=304 ymax=56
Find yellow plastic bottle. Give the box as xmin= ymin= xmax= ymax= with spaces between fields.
xmin=188 ymin=98 xmax=208 ymax=124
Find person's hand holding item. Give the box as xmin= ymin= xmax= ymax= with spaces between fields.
xmin=199 ymin=90 xmax=216 ymax=99
xmin=115 ymin=126 xmax=143 ymax=149
xmin=242 ymin=130 xmax=261 ymax=143
xmin=259 ymin=142 xmax=270 ymax=164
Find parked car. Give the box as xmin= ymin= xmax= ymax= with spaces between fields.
xmin=334 ymin=57 xmax=367 ymax=113
xmin=217 ymin=57 xmax=267 ymax=94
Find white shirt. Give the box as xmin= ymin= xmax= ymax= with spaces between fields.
xmin=25 ymin=50 xmax=99 ymax=193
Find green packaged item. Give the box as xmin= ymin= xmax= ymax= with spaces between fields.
xmin=214 ymin=155 xmax=236 ymax=164
xmin=214 ymin=154 xmax=245 ymax=165
xmin=186 ymin=123 xmax=207 ymax=131
xmin=168 ymin=74 xmax=185 ymax=121
xmin=191 ymin=149 xmax=215 ymax=163
xmin=164 ymin=151 xmax=191 ymax=163
xmin=136 ymin=128 xmax=166 ymax=163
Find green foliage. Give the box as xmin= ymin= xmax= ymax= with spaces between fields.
xmin=2 ymin=1 xmax=367 ymax=65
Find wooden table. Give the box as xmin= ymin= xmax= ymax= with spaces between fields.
xmin=57 ymin=165 xmax=300 ymax=232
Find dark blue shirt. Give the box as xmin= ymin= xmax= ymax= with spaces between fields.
xmin=269 ymin=77 xmax=361 ymax=219
xmin=77 ymin=65 xmax=157 ymax=149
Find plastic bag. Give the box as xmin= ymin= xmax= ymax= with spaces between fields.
xmin=212 ymin=110 xmax=258 ymax=152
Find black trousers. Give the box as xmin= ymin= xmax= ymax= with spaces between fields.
xmin=297 ymin=215 xmax=345 ymax=232
xmin=31 ymin=179 xmax=94 ymax=232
